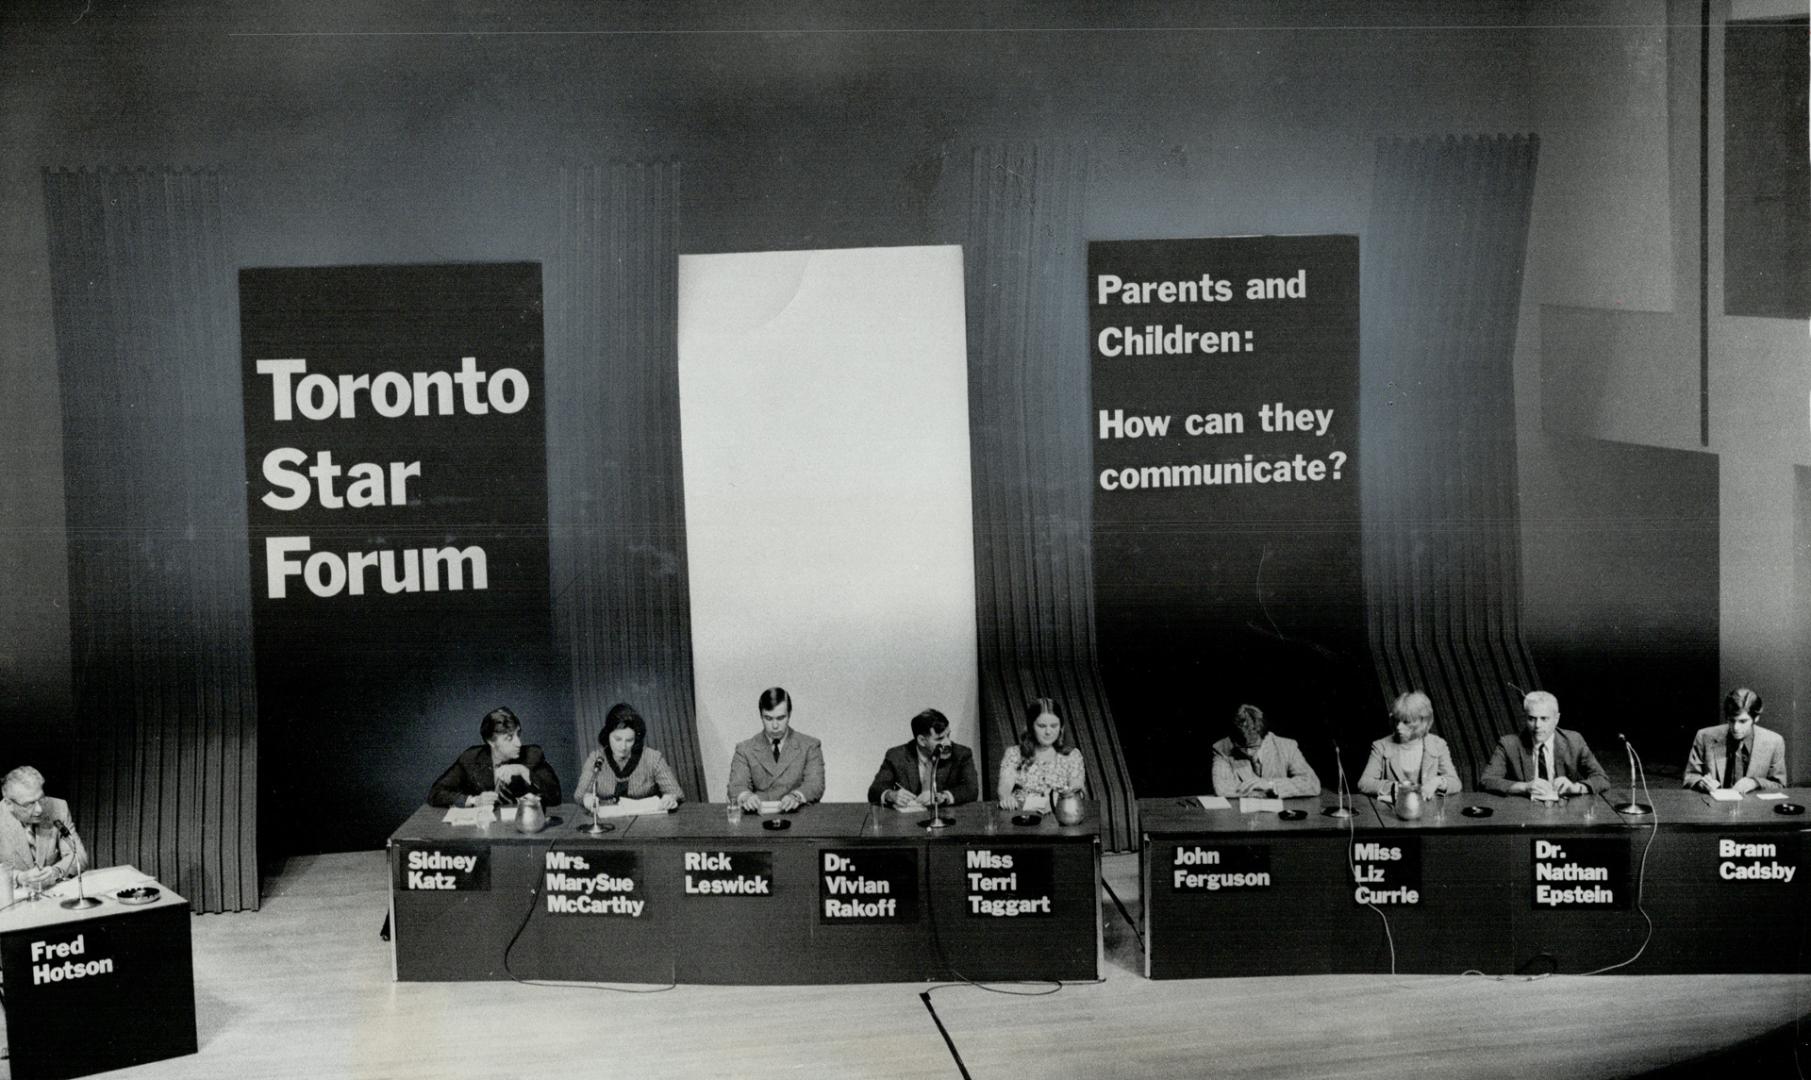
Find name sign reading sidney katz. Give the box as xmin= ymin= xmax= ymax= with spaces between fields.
xmin=544 ymin=848 xmax=645 ymax=916
xmin=1169 ymin=843 xmax=1272 ymax=891
xmin=395 ymin=843 xmax=489 ymax=891
xmin=965 ymin=847 xmax=1055 ymax=917
xmin=683 ymin=851 xmax=774 ymax=897
xmin=819 ymin=849 xmax=918 ymax=922
xmin=1531 ymin=838 xmax=1630 ymax=909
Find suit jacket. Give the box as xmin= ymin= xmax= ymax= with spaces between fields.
xmin=867 ymin=742 xmax=979 ymax=806
xmin=1356 ymin=733 xmax=1462 ymax=796
xmin=428 ymin=744 xmax=563 ymax=807
xmin=1684 ymin=724 xmax=1787 ymax=791
xmin=726 ymin=729 xmax=825 ymax=803
xmin=574 ymin=747 xmax=686 ymax=805
xmin=1210 ymin=733 xmax=1321 ymax=797
xmin=1479 ymin=729 xmax=1609 ymax=795
xmin=0 ymin=796 xmax=86 ymax=881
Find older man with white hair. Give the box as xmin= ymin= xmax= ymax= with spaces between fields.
xmin=0 ymin=766 xmax=87 ymax=892
xmin=1479 ymin=691 xmax=1609 ymax=800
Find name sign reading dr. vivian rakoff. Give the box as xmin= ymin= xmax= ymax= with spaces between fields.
xmin=819 ymin=849 xmax=918 ymax=923
xmin=544 ymin=848 xmax=645 ymax=916
xmin=964 ymin=847 xmax=1055 ymax=917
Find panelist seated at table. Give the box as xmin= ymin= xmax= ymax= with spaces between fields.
xmin=1479 ymin=690 xmax=1608 ymax=799
xmin=1210 ymin=704 xmax=1322 ymax=798
xmin=0 ymin=765 xmax=87 ymax=892
xmin=576 ymin=702 xmax=684 ymax=812
xmin=870 ymin=707 xmax=979 ymax=809
xmin=1357 ymin=690 xmax=1462 ymax=803
xmin=727 ymin=686 xmax=824 ymax=813
xmin=1684 ymin=687 xmax=1787 ymax=794
xmin=428 ymin=706 xmax=563 ymax=808
xmin=997 ymin=697 xmax=1088 ymax=811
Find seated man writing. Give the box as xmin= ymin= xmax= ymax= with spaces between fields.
xmin=868 ymin=708 xmax=979 ymax=809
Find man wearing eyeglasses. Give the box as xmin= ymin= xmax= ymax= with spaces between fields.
xmin=0 ymin=766 xmax=86 ymax=892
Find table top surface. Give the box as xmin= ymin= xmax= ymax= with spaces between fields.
xmin=0 ymin=865 xmax=184 ymax=935
xmin=391 ymin=800 xmax=1101 ymax=846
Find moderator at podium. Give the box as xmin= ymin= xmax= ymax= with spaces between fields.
xmin=575 ymin=702 xmax=685 ymax=810
xmin=1479 ymin=690 xmax=1608 ymax=799
xmin=1684 ymin=687 xmax=1787 ymax=794
xmin=868 ymin=707 xmax=979 ymax=809
xmin=727 ymin=686 xmax=824 ymax=812
xmin=428 ymin=706 xmax=563 ymax=808
xmin=1209 ymin=704 xmax=1321 ymax=798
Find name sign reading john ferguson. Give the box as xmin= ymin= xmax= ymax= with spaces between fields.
xmin=1169 ymin=844 xmax=1272 ymax=891
xmin=819 ymin=849 xmax=918 ymax=922
xmin=964 ymin=847 xmax=1056 ymax=917
xmin=1350 ymin=839 xmax=1422 ymax=906
xmin=544 ymin=848 xmax=645 ymax=916
xmin=1715 ymin=838 xmax=1798 ymax=883
xmin=1531 ymin=838 xmax=1630 ymax=909
xmin=395 ymin=844 xmax=489 ymax=891
xmin=683 ymin=851 xmax=774 ymax=897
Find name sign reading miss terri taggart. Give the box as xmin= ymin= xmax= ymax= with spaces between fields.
xmin=964 ymin=847 xmax=1056 ymax=917
xmin=1715 ymin=838 xmax=1798 ymax=883
xmin=29 ymin=931 xmax=115 ymax=987
xmin=1530 ymin=838 xmax=1630 ymax=909
xmin=1169 ymin=843 xmax=1272 ymax=891
xmin=819 ymin=849 xmax=918 ymax=923
xmin=1350 ymin=839 xmax=1422 ymax=906
xmin=544 ymin=848 xmax=645 ymax=916
xmin=395 ymin=844 xmax=489 ymax=891
xmin=683 ymin=851 xmax=773 ymax=897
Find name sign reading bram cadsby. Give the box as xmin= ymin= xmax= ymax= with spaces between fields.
xmin=1350 ymin=839 xmax=1421 ymax=906
xmin=544 ymin=848 xmax=645 ymax=916
xmin=819 ymin=849 xmax=918 ymax=922
xmin=29 ymin=932 xmax=115 ymax=987
xmin=965 ymin=847 xmax=1055 ymax=917
xmin=1169 ymin=843 xmax=1272 ymax=891
xmin=1716 ymin=838 xmax=1798 ymax=883
xmin=1531 ymin=838 xmax=1629 ymax=909
xmin=396 ymin=843 xmax=489 ymax=891
xmin=683 ymin=851 xmax=773 ymax=896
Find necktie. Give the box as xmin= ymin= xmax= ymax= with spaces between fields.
xmin=771 ymin=740 xmax=781 ymax=762
xmin=1537 ymin=744 xmax=1551 ymax=781
xmin=1249 ymin=752 xmax=1263 ymax=778
xmin=1725 ymin=740 xmax=1745 ymax=786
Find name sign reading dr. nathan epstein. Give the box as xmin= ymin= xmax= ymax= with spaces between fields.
xmin=395 ymin=844 xmax=490 ymax=891
xmin=964 ymin=847 xmax=1056 ymax=917
xmin=544 ymin=848 xmax=645 ymax=916
xmin=1531 ymin=838 xmax=1630 ymax=909
xmin=683 ymin=851 xmax=774 ymax=896
xmin=819 ymin=849 xmax=918 ymax=922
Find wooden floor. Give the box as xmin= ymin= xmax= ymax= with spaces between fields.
xmin=6 ymin=851 xmax=1808 ymax=1079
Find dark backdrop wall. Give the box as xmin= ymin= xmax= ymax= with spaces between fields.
xmin=2 ymin=1 xmax=1796 ymax=898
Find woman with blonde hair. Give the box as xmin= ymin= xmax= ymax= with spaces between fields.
xmin=1357 ymin=691 xmax=1461 ymax=802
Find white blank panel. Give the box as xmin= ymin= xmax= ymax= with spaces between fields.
xmin=678 ymin=245 xmax=978 ymax=804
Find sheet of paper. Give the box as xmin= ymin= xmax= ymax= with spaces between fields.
xmin=51 ymin=865 xmax=152 ymax=898
xmin=1195 ymin=795 xmax=1231 ymax=810
xmin=1239 ymin=797 xmax=1285 ymax=813
xmin=1020 ymin=793 xmax=1051 ymax=814
xmin=441 ymin=807 xmax=488 ymax=826
xmin=758 ymin=801 xmax=784 ymax=816
xmin=497 ymin=806 xmax=518 ymax=821
xmin=1707 ymin=787 xmax=1743 ymax=802
xmin=595 ymin=796 xmax=666 ymax=818
xmin=1756 ymin=791 xmax=1787 ymax=801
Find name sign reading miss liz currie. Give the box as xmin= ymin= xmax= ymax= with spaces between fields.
xmin=395 ymin=843 xmax=490 ymax=891
xmin=1530 ymin=838 xmax=1630 ymax=909
xmin=1169 ymin=843 xmax=1272 ymax=891
xmin=1715 ymin=838 xmax=1798 ymax=883
xmin=964 ymin=847 xmax=1056 ymax=917
xmin=819 ymin=849 xmax=918 ymax=923
xmin=683 ymin=851 xmax=774 ymax=897
xmin=1350 ymin=838 xmax=1422 ymax=906
xmin=543 ymin=848 xmax=645 ymax=916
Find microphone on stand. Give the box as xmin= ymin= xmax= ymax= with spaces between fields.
xmin=1322 ymin=738 xmax=1355 ymax=818
xmin=1613 ymin=733 xmax=1653 ymax=816
xmin=920 ymin=742 xmax=951 ymax=831
xmin=584 ymin=753 xmax=614 ymax=835
xmin=53 ymin=819 xmax=100 ymax=910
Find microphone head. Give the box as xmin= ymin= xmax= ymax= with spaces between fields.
xmin=52 ymin=818 xmax=71 ymax=838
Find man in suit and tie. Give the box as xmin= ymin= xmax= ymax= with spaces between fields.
xmin=728 ymin=686 xmax=825 ymax=812
xmin=1480 ymin=690 xmax=1609 ymax=799
xmin=868 ymin=708 xmax=980 ymax=809
xmin=1684 ymin=687 xmax=1787 ymax=793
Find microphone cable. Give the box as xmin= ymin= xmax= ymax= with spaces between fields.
xmin=501 ymin=833 xmax=677 ymax=994
xmin=1343 ymin=762 xmax=1397 ymax=977
xmin=1578 ymin=740 xmax=1657 ymax=976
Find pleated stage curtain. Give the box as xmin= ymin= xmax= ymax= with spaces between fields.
xmin=42 ymin=167 xmax=259 ymax=913
xmin=965 ymin=143 xmax=1136 ymax=852
xmin=1360 ymin=135 xmax=1543 ymax=784
xmin=547 ymin=161 xmax=707 ymax=799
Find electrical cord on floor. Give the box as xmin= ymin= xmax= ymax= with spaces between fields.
xmin=1099 ymin=876 xmax=1144 ymax=953
xmin=1578 ymin=748 xmax=1658 ymax=977
xmin=500 ymin=835 xmax=677 ymax=994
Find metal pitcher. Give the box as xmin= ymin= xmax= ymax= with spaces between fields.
xmin=515 ymin=794 xmax=547 ymax=833
xmin=1395 ymin=787 xmax=1423 ymax=821
xmin=1053 ymin=788 xmax=1086 ymax=826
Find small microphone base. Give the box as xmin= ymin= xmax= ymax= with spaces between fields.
xmin=1614 ymin=802 xmax=1653 ymax=816
xmin=919 ymin=814 xmax=952 ymax=830
xmin=59 ymin=896 xmax=102 ymax=911
xmin=1321 ymin=806 xmax=1355 ymax=818
xmin=583 ymin=821 xmax=616 ymax=835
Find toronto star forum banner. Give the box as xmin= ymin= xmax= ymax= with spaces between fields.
xmin=239 ymin=263 xmax=565 ymax=855
xmin=1088 ymin=235 xmax=1373 ymax=796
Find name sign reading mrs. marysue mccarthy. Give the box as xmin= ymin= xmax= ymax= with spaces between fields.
xmin=683 ymin=851 xmax=774 ymax=897
xmin=819 ymin=849 xmax=918 ymax=922
xmin=395 ymin=844 xmax=489 ymax=891
xmin=964 ymin=847 xmax=1055 ymax=917
xmin=544 ymin=848 xmax=645 ymax=916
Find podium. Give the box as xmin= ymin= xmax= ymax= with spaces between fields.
xmin=0 ymin=867 xmax=197 ymax=1080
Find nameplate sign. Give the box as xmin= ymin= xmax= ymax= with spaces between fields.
xmin=24 ymin=928 xmax=116 ymax=989
xmin=965 ymin=846 xmax=1055 ymax=917
xmin=683 ymin=850 xmax=774 ymax=897
xmin=1530 ymin=837 xmax=1629 ymax=909
xmin=1169 ymin=843 xmax=1272 ymax=892
xmin=395 ymin=843 xmax=489 ymax=891
xmin=819 ymin=848 xmax=918 ymax=923
xmin=1351 ymin=838 xmax=1421 ymax=906
xmin=1715 ymin=837 xmax=1798 ymax=884
xmin=544 ymin=848 xmax=645 ymax=917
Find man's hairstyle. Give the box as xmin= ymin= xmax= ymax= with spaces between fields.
xmin=910 ymin=708 xmax=950 ymax=739
xmin=2 ymin=765 xmax=45 ymax=794
xmin=1018 ymin=697 xmax=1075 ymax=757
xmin=1723 ymin=687 xmax=1764 ymax=720
xmin=480 ymin=706 xmax=522 ymax=743
xmin=1522 ymin=690 xmax=1559 ymax=714
xmin=1391 ymin=691 xmax=1434 ymax=737
xmin=600 ymin=702 xmax=648 ymax=748
xmin=1232 ymin=703 xmax=1266 ymax=734
xmin=758 ymin=687 xmax=792 ymax=713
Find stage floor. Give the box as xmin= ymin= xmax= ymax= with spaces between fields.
xmin=3 ymin=850 xmax=1806 ymax=1079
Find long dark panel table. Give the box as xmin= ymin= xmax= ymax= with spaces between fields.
xmin=1142 ymin=789 xmax=1811 ymax=978
xmin=390 ymin=800 xmax=1100 ymax=984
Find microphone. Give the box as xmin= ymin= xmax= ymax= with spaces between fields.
xmin=1322 ymin=737 xmax=1354 ymax=818
xmin=1613 ymin=733 xmax=1653 ymax=816
xmin=920 ymin=741 xmax=951 ymax=831
xmin=584 ymin=750 xmax=614 ymax=835
xmin=51 ymin=819 xmax=100 ymax=910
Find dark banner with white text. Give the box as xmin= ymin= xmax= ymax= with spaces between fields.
xmin=1089 ymin=235 xmax=1375 ymax=796
xmin=240 ymin=263 xmax=568 ymax=856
